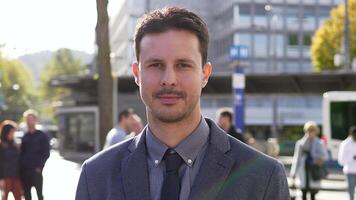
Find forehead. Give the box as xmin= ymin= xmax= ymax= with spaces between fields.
xmin=139 ymin=29 xmax=201 ymax=62
xmin=26 ymin=114 xmax=37 ymax=119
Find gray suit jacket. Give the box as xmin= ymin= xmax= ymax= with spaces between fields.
xmin=75 ymin=118 xmax=290 ymax=200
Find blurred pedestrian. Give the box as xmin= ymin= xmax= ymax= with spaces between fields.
xmin=20 ymin=109 xmax=50 ymax=200
xmin=129 ymin=114 xmax=144 ymax=137
xmin=338 ymin=126 xmax=356 ymax=200
xmin=103 ymin=108 xmax=135 ymax=149
xmin=0 ymin=120 xmax=23 ymax=200
xmin=290 ymin=121 xmax=328 ymax=200
xmin=216 ymin=107 xmax=246 ymax=143
xmin=76 ymin=7 xmax=289 ymax=200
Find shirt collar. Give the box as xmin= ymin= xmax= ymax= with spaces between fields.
xmin=145 ymin=117 xmax=210 ymax=167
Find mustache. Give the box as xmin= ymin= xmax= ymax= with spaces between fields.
xmin=154 ymin=89 xmax=185 ymax=98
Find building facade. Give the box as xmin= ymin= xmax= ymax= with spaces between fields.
xmin=109 ymin=0 xmax=344 ymax=137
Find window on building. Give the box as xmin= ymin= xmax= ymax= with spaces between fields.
xmin=303 ymin=7 xmax=316 ymax=30
xmin=303 ymin=35 xmax=311 ymax=46
xmin=60 ymin=112 xmax=96 ymax=153
xmin=301 ymin=61 xmax=313 ymax=72
xmin=254 ymin=5 xmax=268 ymax=28
xmin=253 ymin=60 xmax=269 ymax=73
xmin=215 ymin=6 xmax=234 ymax=26
xmin=254 ymin=34 xmax=268 ymax=57
xmin=286 ymin=8 xmax=299 ymax=29
xmin=212 ymin=35 xmax=234 ymax=58
xmin=319 ymin=8 xmax=330 ymax=26
xmin=235 ymin=4 xmax=251 ymax=27
xmin=286 ymin=61 xmax=300 ymax=72
xmin=288 ymin=34 xmax=298 ymax=46
xmin=234 ymin=33 xmax=251 ymax=46
xmin=274 ymin=34 xmax=284 ymax=57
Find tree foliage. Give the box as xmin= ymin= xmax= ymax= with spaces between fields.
xmin=39 ymin=48 xmax=86 ymax=121
xmin=0 ymin=55 xmax=35 ymax=121
xmin=40 ymin=48 xmax=86 ymax=101
xmin=311 ymin=0 xmax=356 ymax=71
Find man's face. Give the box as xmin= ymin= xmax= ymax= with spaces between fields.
xmin=133 ymin=30 xmax=211 ymax=123
xmin=218 ymin=115 xmax=230 ymax=132
xmin=26 ymin=114 xmax=37 ymax=129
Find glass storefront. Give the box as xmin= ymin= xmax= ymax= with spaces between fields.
xmin=57 ymin=107 xmax=99 ymax=154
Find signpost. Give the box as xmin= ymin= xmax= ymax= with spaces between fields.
xmin=229 ymin=45 xmax=249 ymax=133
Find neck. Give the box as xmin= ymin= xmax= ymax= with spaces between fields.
xmin=28 ymin=127 xmax=36 ymax=133
xmin=147 ymin=110 xmax=202 ymax=148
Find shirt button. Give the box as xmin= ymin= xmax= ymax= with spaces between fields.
xmin=188 ymin=159 xmax=192 ymax=164
xmin=154 ymin=160 xmax=159 ymax=165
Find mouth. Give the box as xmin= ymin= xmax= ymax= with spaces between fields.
xmin=157 ymin=95 xmax=182 ymax=105
xmin=155 ymin=89 xmax=185 ymax=105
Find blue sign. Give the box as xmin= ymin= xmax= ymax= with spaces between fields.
xmin=229 ymin=45 xmax=249 ymax=61
xmin=233 ymin=66 xmax=245 ymax=133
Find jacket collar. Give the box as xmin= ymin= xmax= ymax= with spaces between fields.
xmin=122 ymin=118 xmax=234 ymax=200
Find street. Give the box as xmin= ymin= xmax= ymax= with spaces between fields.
xmin=4 ymin=151 xmax=350 ymax=200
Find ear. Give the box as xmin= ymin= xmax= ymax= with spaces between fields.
xmin=132 ymin=61 xmax=140 ymax=86
xmin=202 ymin=62 xmax=212 ymax=88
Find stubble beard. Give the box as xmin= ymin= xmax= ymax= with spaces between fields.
xmin=147 ymin=96 xmax=200 ymax=124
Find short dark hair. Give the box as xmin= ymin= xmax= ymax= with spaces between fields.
xmin=349 ymin=126 xmax=356 ymax=136
xmin=0 ymin=120 xmax=17 ymax=144
xmin=118 ymin=108 xmax=134 ymax=122
xmin=134 ymin=7 xmax=209 ymax=65
xmin=217 ymin=108 xmax=233 ymax=123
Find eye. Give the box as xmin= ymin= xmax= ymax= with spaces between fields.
xmin=148 ymin=63 xmax=162 ymax=68
xmin=177 ymin=63 xmax=191 ymax=68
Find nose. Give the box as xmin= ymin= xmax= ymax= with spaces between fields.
xmin=160 ymin=66 xmax=177 ymax=86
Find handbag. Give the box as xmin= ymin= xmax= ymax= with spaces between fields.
xmin=310 ymin=163 xmax=328 ymax=181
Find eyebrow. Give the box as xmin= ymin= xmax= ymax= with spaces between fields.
xmin=142 ymin=58 xmax=197 ymax=65
xmin=144 ymin=58 xmax=163 ymax=63
xmin=176 ymin=59 xmax=196 ymax=65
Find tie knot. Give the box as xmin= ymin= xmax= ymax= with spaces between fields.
xmin=163 ymin=149 xmax=183 ymax=172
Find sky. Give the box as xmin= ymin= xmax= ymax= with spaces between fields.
xmin=0 ymin=0 xmax=101 ymax=58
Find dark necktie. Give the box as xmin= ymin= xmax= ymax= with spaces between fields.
xmin=160 ymin=149 xmax=183 ymax=200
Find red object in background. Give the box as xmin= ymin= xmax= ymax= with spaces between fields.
xmin=321 ymin=134 xmax=328 ymax=146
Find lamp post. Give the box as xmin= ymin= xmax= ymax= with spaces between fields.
xmin=265 ymin=4 xmax=279 ymax=139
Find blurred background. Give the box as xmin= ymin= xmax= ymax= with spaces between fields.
xmin=0 ymin=0 xmax=355 ymax=199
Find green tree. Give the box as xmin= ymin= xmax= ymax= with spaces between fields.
xmin=0 ymin=55 xmax=35 ymax=121
xmin=96 ymin=0 xmax=113 ymax=149
xmin=39 ymin=48 xmax=86 ymax=121
xmin=311 ymin=0 xmax=356 ymax=71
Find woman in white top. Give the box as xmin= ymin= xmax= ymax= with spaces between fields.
xmin=290 ymin=121 xmax=329 ymax=200
xmin=338 ymin=126 xmax=356 ymax=200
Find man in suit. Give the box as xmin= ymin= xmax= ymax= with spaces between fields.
xmin=75 ymin=7 xmax=290 ymax=200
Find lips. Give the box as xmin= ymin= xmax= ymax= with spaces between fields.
xmin=157 ymin=95 xmax=182 ymax=104
xmin=154 ymin=89 xmax=185 ymax=105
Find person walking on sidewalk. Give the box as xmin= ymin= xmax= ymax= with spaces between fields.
xmin=338 ymin=126 xmax=356 ymax=200
xmin=76 ymin=7 xmax=290 ymax=200
xmin=290 ymin=121 xmax=328 ymax=200
xmin=20 ymin=109 xmax=50 ymax=200
xmin=0 ymin=120 xmax=23 ymax=200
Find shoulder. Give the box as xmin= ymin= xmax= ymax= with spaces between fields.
xmin=206 ymin=118 xmax=283 ymax=174
xmin=83 ymin=137 xmax=134 ymax=173
xmin=228 ymin=137 xmax=283 ymax=170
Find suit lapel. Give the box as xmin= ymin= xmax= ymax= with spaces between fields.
xmin=122 ymin=132 xmax=150 ymax=200
xmin=189 ymin=119 xmax=235 ymax=200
